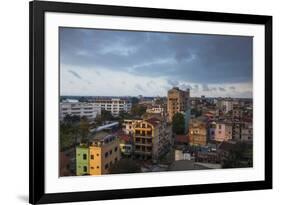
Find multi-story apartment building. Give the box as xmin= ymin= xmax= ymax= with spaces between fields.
xmin=122 ymin=119 xmax=142 ymax=135
xmin=60 ymin=102 xmax=101 ymax=120
xmin=241 ymin=122 xmax=253 ymax=141
xmin=91 ymin=98 xmax=132 ymax=117
xmin=209 ymin=121 xmax=217 ymax=141
xmin=188 ymin=118 xmax=208 ymax=146
xmin=214 ymin=121 xmax=232 ymax=142
xmin=167 ymin=87 xmax=190 ymax=122
xmin=232 ymin=107 xmax=243 ymax=119
xmin=76 ymin=145 xmax=89 ymax=176
xmin=217 ymin=99 xmax=233 ymax=114
xmin=132 ymin=118 xmax=172 ymax=161
xmin=232 ymin=121 xmax=242 ymax=141
xmin=75 ymin=132 xmax=121 ymax=176
xmin=89 ymin=132 xmax=121 ymax=175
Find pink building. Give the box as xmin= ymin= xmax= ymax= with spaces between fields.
xmin=214 ymin=122 xmax=232 ymax=142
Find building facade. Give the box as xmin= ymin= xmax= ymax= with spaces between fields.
xmin=214 ymin=122 xmax=232 ymax=142
xmin=232 ymin=121 xmax=242 ymax=141
xmin=188 ymin=118 xmax=208 ymax=146
xmin=60 ymin=102 xmax=101 ymax=120
xmin=76 ymin=146 xmax=89 ymax=176
xmin=92 ymin=98 xmax=132 ymax=117
xmin=167 ymin=87 xmax=190 ymax=122
xmin=133 ymin=118 xmax=172 ymax=161
xmin=241 ymin=122 xmax=253 ymax=141
xmin=122 ymin=119 xmax=142 ymax=135
xmin=89 ymin=132 xmax=121 ymax=175
xmin=217 ymin=99 xmax=233 ymax=114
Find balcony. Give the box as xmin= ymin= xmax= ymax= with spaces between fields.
xmin=134 ymin=150 xmax=152 ymax=155
xmin=134 ymin=135 xmax=152 ymax=139
xmin=135 ymin=142 xmax=152 ymax=146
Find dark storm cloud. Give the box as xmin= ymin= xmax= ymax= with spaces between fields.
xmin=68 ymin=70 xmax=82 ymax=79
xmin=229 ymin=86 xmax=236 ymax=91
xmin=167 ymin=79 xmax=180 ymax=87
xmin=60 ymin=28 xmax=252 ymax=84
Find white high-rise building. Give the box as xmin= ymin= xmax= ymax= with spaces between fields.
xmin=92 ymin=98 xmax=132 ymax=117
xmin=60 ymin=102 xmax=101 ymax=120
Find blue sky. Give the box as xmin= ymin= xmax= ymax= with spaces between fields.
xmin=60 ymin=27 xmax=253 ymax=98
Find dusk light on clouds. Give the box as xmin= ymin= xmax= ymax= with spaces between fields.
xmin=60 ymin=27 xmax=253 ymax=98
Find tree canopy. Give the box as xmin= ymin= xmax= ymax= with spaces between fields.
xmin=172 ymin=113 xmax=185 ymax=134
xmin=131 ymin=104 xmax=146 ymax=117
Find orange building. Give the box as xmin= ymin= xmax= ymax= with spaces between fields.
xmin=89 ymin=132 xmax=120 ymax=175
xmin=188 ymin=118 xmax=207 ymax=146
xmin=167 ymin=87 xmax=190 ymax=122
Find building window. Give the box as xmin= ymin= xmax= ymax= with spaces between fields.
xmin=96 ymin=166 xmax=99 ymax=169
xmin=218 ymin=125 xmax=222 ymax=129
xmin=110 ymin=150 xmax=112 ymax=155
xmin=96 ymin=153 xmax=99 ymax=157
xmin=91 ymin=167 xmax=94 ymax=169
xmin=105 ymin=152 xmax=108 ymax=158
xmin=114 ymin=147 xmax=118 ymax=152
xmin=115 ymin=157 xmax=117 ymax=162
xmin=83 ymin=154 xmax=87 ymax=160
xmin=105 ymin=164 xmax=109 ymax=169
xmin=83 ymin=166 xmax=87 ymax=172
xmin=91 ymin=155 xmax=94 ymax=160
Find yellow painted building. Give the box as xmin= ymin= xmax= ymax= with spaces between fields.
xmin=167 ymin=87 xmax=190 ymax=122
xmin=89 ymin=132 xmax=120 ymax=175
xmin=133 ymin=118 xmax=172 ymax=161
xmin=188 ymin=118 xmax=207 ymax=146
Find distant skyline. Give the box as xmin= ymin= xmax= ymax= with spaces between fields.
xmin=60 ymin=27 xmax=253 ymax=98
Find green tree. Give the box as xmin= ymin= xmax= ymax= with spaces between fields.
xmin=172 ymin=113 xmax=185 ymax=134
xmin=60 ymin=123 xmax=80 ymax=150
xmin=95 ymin=110 xmax=114 ymax=125
xmin=63 ymin=114 xmax=80 ymax=124
xmin=78 ymin=97 xmax=88 ymax=102
xmin=80 ymin=116 xmax=90 ymax=143
xmin=222 ymin=142 xmax=253 ymax=168
xmin=131 ymin=97 xmax=139 ymax=105
xmin=131 ymin=104 xmax=146 ymax=117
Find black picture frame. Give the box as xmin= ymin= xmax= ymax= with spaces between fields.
xmin=29 ymin=0 xmax=272 ymax=204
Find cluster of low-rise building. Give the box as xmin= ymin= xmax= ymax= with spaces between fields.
xmin=187 ymin=97 xmax=253 ymax=147
xmin=60 ymin=87 xmax=253 ymax=176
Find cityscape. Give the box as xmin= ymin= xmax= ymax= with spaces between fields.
xmin=59 ymin=28 xmax=253 ymax=176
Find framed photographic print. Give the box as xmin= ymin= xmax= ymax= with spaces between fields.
xmin=29 ymin=0 xmax=272 ymax=204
